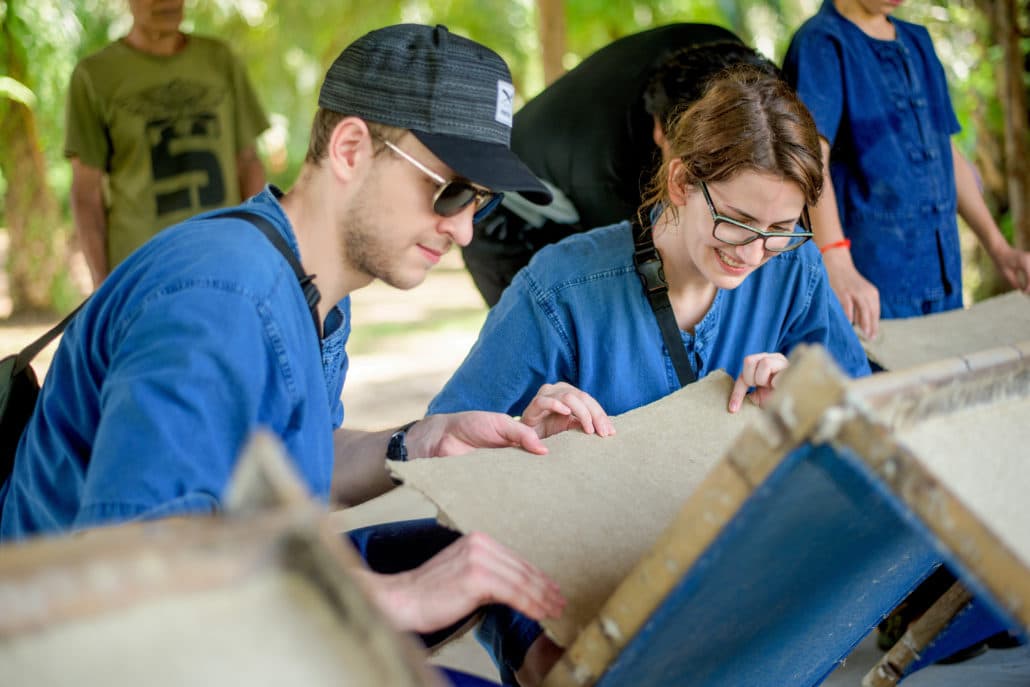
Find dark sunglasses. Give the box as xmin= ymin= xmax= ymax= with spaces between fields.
xmin=379 ymin=137 xmax=503 ymax=222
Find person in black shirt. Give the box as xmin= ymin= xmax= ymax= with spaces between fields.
xmin=462 ymin=23 xmax=780 ymax=306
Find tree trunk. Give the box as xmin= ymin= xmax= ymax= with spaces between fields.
xmin=993 ymin=0 xmax=1029 ymax=251
xmin=0 ymin=7 xmax=69 ymax=315
xmin=970 ymin=93 xmax=1012 ymax=298
xmin=536 ymin=0 xmax=567 ymax=86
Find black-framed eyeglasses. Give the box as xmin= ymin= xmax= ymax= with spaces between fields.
xmin=699 ymin=181 xmax=813 ymax=253
xmin=378 ymin=137 xmax=503 ymax=223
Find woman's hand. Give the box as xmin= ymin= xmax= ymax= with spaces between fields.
xmin=520 ymin=382 xmax=615 ymax=439
xmin=729 ymin=352 xmax=789 ymax=413
xmin=822 ymin=248 xmax=880 ymax=340
xmin=990 ymin=243 xmax=1030 ymax=294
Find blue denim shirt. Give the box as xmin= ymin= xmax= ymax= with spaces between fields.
xmin=429 ymin=223 xmax=869 ymax=418
xmin=783 ymin=1 xmax=961 ymax=310
xmin=0 ymin=187 xmax=350 ymax=541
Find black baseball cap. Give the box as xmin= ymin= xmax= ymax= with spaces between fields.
xmin=318 ymin=24 xmax=552 ymax=205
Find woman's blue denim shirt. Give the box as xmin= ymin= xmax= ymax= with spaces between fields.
xmin=783 ymin=0 xmax=962 ymax=308
xmin=429 ymin=223 xmax=869 ymax=418
xmin=0 ymin=187 xmax=351 ymax=540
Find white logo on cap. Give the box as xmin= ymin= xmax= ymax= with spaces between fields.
xmin=495 ymin=81 xmax=515 ymax=127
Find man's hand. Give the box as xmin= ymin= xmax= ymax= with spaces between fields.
xmin=357 ymin=531 xmax=566 ymax=634
xmin=822 ymin=248 xmax=880 ymax=340
xmin=728 ymin=352 xmax=789 ymax=413
xmin=406 ymin=412 xmax=549 ymax=458
xmin=520 ymin=382 xmax=615 ymax=439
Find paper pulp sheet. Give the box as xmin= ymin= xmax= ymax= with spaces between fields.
xmin=391 ymin=373 xmax=759 ymax=646
xmin=863 ymin=291 xmax=1030 ymax=371
xmin=894 ymin=394 xmax=1030 ymax=571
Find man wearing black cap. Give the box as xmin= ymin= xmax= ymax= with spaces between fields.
xmin=1 ymin=23 xmax=565 ymax=661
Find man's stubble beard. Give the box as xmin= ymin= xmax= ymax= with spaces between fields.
xmin=340 ymin=193 xmax=422 ymax=291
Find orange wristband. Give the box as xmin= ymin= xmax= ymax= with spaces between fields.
xmin=820 ymin=238 xmax=851 ymax=254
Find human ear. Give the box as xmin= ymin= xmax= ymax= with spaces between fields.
xmin=652 ymin=115 xmax=671 ymax=162
xmin=667 ymin=159 xmax=691 ymax=206
xmin=326 ymin=117 xmax=374 ymax=183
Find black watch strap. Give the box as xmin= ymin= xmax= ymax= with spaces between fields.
xmin=386 ymin=420 xmax=418 ymax=462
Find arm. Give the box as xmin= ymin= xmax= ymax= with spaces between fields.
xmin=778 ymin=245 xmax=872 ymax=379
xmin=225 ymin=46 xmax=269 ymax=199
xmin=953 ymin=141 xmax=1030 ymax=292
xmin=74 ymin=289 xmax=280 ymax=530
xmin=236 ymin=146 xmax=266 ymax=199
xmin=812 ymin=138 xmax=881 ymax=339
xmin=330 ymin=413 xmax=548 ymax=507
xmin=331 ymin=427 xmax=396 ymax=506
xmin=429 ymin=271 xmax=573 ymax=418
xmin=70 ymin=158 xmax=109 ymax=287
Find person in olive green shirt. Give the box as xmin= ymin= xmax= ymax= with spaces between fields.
xmin=65 ymin=0 xmax=269 ymax=286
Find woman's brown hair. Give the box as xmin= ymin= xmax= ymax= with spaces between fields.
xmin=639 ymin=66 xmax=823 ymax=226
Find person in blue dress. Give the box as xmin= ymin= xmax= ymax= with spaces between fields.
xmin=782 ymin=0 xmax=1030 ymax=340
xmin=429 ymin=67 xmax=870 ymax=685
xmin=784 ymin=2 xmax=1030 ymax=669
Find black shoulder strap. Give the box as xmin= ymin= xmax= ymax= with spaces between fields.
xmin=632 ymin=219 xmax=697 ymax=388
xmin=222 ymin=210 xmax=323 ymax=339
xmin=13 ymin=300 xmax=88 ymax=376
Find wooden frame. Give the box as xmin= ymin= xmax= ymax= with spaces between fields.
xmin=545 ymin=342 xmax=1029 ymax=687
xmin=0 ymin=433 xmax=445 ymax=687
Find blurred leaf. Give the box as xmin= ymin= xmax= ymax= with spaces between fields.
xmin=0 ymin=76 xmax=36 ymax=107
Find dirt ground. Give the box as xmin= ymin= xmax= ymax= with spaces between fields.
xmin=1 ymin=248 xmax=882 ymax=684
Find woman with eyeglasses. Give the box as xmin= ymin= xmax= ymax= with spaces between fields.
xmin=428 ymin=66 xmax=869 ymax=684
xmin=432 ymin=65 xmax=868 ymax=429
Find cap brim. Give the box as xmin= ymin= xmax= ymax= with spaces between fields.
xmin=412 ymin=131 xmax=552 ymax=205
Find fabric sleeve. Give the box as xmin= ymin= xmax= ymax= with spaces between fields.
xmin=225 ymin=45 xmax=270 ymax=152
xmin=781 ymin=258 xmax=871 ymax=378
xmin=782 ymin=31 xmax=846 ymax=145
xmin=73 ymin=287 xmax=285 ymax=530
xmin=64 ymin=61 xmax=110 ymax=168
xmin=428 ymin=270 xmax=575 ymax=417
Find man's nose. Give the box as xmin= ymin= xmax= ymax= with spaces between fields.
xmin=441 ymin=205 xmax=475 ymax=247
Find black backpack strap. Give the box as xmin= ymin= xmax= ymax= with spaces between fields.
xmin=14 ymin=300 xmax=88 ymax=375
xmin=221 ymin=210 xmax=323 ymax=339
xmin=632 ymin=219 xmax=697 ymax=388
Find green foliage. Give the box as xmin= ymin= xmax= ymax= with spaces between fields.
xmin=2 ymin=0 xmax=1022 ymax=194
xmin=2 ymin=1 xmax=82 ymax=161
xmin=0 ymin=76 xmax=35 ymax=107
xmin=0 ymin=0 xmax=1024 ymax=305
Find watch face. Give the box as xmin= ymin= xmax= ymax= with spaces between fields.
xmin=387 ymin=421 xmax=417 ymax=462
xmin=387 ymin=428 xmax=409 ymax=462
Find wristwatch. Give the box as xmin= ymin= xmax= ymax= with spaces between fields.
xmin=386 ymin=420 xmax=418 ymax=462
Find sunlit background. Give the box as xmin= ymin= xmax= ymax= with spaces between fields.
xmin=2 ymin=0 xmax=1024 ymax=320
